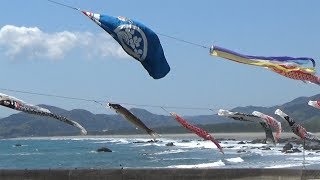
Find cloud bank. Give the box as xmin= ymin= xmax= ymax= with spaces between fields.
xmin=0 ymin=25 xmax=129 ymax=60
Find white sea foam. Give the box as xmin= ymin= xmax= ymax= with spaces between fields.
xmin=291 ymin=156 xmax=320 ymax=161
xmin=168 ymin=160 xmax=225 ymax=168
xmin=108 ymin=138 xmax=129 ymax=144
xmin=0 ymin=152 xmax=44 ymax=156
xmin=174 ymin=140 xmax=203 ymax=149
xmin=92 ymin=141 xmax=112 ymax=144
xmin=225 ymin=157 xmax=244 ymax=163
xmin=162 ymin=157 xmax=203 ymax=161
xmin=154 ymin=149 xmax=187 ymax=155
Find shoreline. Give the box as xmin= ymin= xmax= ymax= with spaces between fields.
xmin=7 ymin=132 xmax=320 ymax=140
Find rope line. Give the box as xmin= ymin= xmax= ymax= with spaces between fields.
xmin=115 ymin=102 xmax=213 ymax=110
xmin=47 ymin=0 xmax=210 ymax=50
xmin=48 ymin=0 xmax=80 ymax=11
xmin=0 ymin=88 xmax=103 ymax=103
xmin=0 ymin=87 xmax=219 ymax=111
xmin=156 ymin=32 xmax=210 ymax=49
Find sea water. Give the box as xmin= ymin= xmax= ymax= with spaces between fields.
xmin=0 ymin=135 xmax=319 ymax=169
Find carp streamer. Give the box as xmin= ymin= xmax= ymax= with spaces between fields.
xmin=0 ymin=93 xmax=87 ymax=135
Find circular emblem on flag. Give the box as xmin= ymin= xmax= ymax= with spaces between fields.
xmin=114 ymin=24 xmax=148 ymax=62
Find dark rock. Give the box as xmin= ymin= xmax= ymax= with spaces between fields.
xmin=96 ymin=147 xmax=112 ymax=152
xmin=285 ymin=148 xmax=301 ymax=154
xmin=278 ymin=137 xmax=301 ymax=144
xmin=260 ymin=147 xmax=271 ymax=150
xmin=250 ymin=139 xmax=264 ymax=144
xmin=133 ymin=140 xmax=160 ymax=144
xmin=277 ymin=138 xmax=290 ymax=144
xmin=304 ymin=144 xmax=320 ymax=151
xmin=238 ymin=141 xmax=246 ymax=144
xmin=237 ymin=150 xmax=246 ymax=153
xmin=282 ymin=143 xmax=293 ymax=152
xmin=147 ymin=140 xmax=160 ymax=143
xmin=14 ymin=144 xmax=22 ymax=147
xmin=226 ymin=146 xmax=234 ymax=149
xmin=182 ymin=140 xmax=191 ymax=143
xmin=165 ymin=142 xmax=175 ymax=146
xmin=250 ymin=147 xmax=259 ymax=149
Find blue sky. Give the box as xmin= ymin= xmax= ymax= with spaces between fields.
xmin=0 ymin=0 xmax=319 ymax=117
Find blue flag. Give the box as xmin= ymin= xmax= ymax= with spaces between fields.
xmin=82 ymin=11 xmax=170 ymax=79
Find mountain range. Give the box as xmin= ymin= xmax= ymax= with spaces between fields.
xmin=1 ymin=93 xmax=320 ymax=138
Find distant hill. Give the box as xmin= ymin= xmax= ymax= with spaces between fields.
xmin=1 ymin=93 xmax=320 ymax=138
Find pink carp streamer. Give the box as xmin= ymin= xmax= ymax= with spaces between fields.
xmin=170 ymin=112 xmax=224 ymax=154
xmin=252 ymin=111 xmax=282 ymax=142
xmin=308 ymin=100 xmax=320 ymax=109
xmin=270 ymin=66 xmax=320 ymax=85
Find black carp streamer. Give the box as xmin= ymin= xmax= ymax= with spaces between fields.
xmin=0 ymin=93 xmax=87 ymax=135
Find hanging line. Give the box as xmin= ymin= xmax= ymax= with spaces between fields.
xmin=116 ymin=102 xmax=215 ymax=111
xmin=160 ymin=107 xmax=171 ymax=115
xmin=47 ymin=0 xmax=211 ymax=50
xmin=0 ymin=88 xmax=104 ymax=104
xmin=156 ymin=32 xmax=210 ymax=49
xmin=48 ymin=0 xmax=80 ymax=11
xmin=0 ymin=87 xmax=219 ymax=111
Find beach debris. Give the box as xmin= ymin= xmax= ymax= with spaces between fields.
xmin=218 ymin=109 xmax=276 ymax=145
xmin=275 ymin=109 xmax=320 ymax=143
xmin=107 ymin=103 xmax=158 ymax=140
xmin=169 ymin=112 xmax=224 ymax=154
xmin=0 ymin=93 xmax=87 ymax=135
xmin=96 ymin=147 xmax=112 ymax=152
xmin=210 ymin=46 xmax=319 ymax=85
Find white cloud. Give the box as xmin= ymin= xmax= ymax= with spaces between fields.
xmin=0 ymin=25 xmax=129 ymax=60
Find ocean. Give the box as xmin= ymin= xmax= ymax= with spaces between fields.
xmin=0 ymin=134 xmax=319 ymax=169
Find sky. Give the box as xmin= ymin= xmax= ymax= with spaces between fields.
xmin=0 ymin=0 xmax=319 ymax=117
